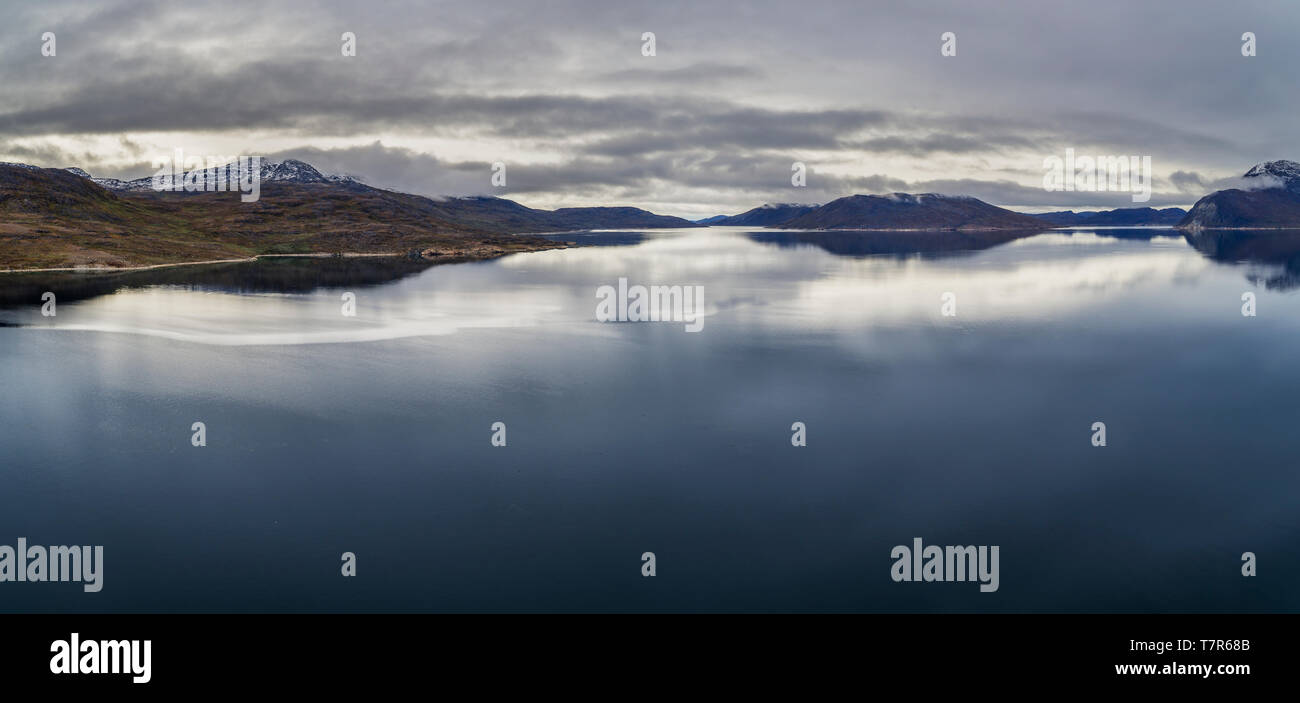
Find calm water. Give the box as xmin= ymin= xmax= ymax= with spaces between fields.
xmin=1 ymin=226 xmax=1297 ymax=612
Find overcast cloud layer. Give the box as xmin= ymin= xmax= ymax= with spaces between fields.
xmin=1 ymin=0 xmax=1297 ymax=217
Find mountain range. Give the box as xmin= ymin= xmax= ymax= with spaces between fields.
xmin=1033 ymin=207 xmax=1187 ymax=226
xmin=0 ymin=159 xmax=699 ymax=269
xmin=58 ymin=159 xmax=702 ymax=233
xmin=703 ymin=201 xmax=1188 ymax=229
xmin=701 ymin=198 xmax=1192 ymax=230
xmin=694 ymin=161 xmax=1300 ymax=231
xmin=7 ymin=157 xmax=1300 ymax=271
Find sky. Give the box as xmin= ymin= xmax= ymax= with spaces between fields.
xmin=1 ymin=0 xmax=1297 ymax=218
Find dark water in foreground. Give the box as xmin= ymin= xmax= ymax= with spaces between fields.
xmin=1 ymin=226 xmax=1297 ymax=612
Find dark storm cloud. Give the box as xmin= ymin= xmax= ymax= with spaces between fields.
xmin=0 ymin=48 xmax=889 ymax=149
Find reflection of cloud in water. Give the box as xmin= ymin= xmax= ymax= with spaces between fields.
xmin=3 ymin=227 xmax=1294 ymax=346
xmin=9 ymin=281 xmax=574 ymax=346
xmin=776 ymin=249 xmax=1212 ymax=332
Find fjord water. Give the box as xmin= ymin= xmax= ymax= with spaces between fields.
xmin=1 ymin=227 xmax=1297 ymax=612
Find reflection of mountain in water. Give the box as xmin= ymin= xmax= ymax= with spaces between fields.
xmin=746 ymin=229 xmax=1046 ymax=259
xmin=533 ymin=231 xmax=647 ymax=247
xmin=1061 ymin=227 xmax=1182 ymax=241
xmin=1184 ymin=230 xmax=1300 ymax=291
xmin=0 ymin=256 xmax=441 ymax=309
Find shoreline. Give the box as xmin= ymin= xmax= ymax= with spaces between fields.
xmin=764 ymin=226 xmax=1054 ymax=232
xmin=0 ymin=246 xmax=568 ymax=275
xmin=1175 ymin=226 xmax=1300 ymax=232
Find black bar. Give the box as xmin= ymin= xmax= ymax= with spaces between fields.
xmin=0 ymin=614 xmax=1283 ymax=691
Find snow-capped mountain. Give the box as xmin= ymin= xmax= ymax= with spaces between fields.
xmin=61 ymin=158 xmax=364 ymax=192
xmin=0 ymin=161 xmax=43 ymax=172
xmin=260 ymin=158 xmax=361 ymax=185
xmin=1179 ymin=160 xmax=1300 ymax=229
xmin=709 ymin=202 xmax=820 ymax=226
xmin=1242 ymin=160 xmax=1300 ymax=193
xmin=6 ymin=157 xmax=699 ymax=234
xmin=879 ymin=192 xmax=977 ymax=204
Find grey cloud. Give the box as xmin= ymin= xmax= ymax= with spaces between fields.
xmin=1 ymin=0 xmax=1297 ymax=216
xmin=241 ymin=143 xmax=1203 ymax=212
xmin=1169 ymin=170 xmax=1209 ymax=191
xmin=0 ymin=140 xmax=88 ymax=167
xmin=595 ymin=62 xmax=764 ymax=85
xmin=844 ymin=133 xmax=1043 ymax=156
